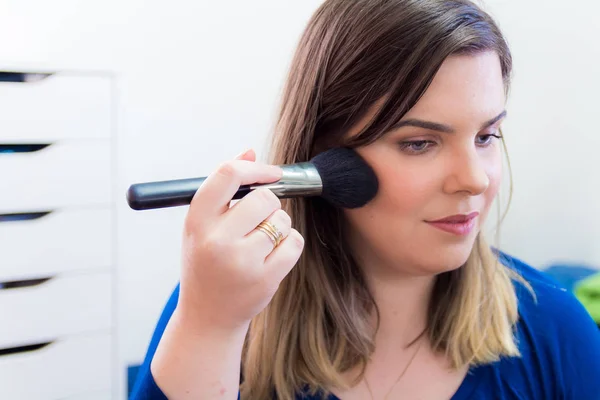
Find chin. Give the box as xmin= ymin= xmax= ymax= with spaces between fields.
xmin=410 ymin=239 xmax=477 ymax=276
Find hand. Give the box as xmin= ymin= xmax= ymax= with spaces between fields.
xmin=177 ymin=149 xmax=305 ymax=333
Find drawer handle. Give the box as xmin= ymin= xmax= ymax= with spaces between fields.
xmin=0 ymin=277 xmax=53 ymax=290
xmin=0 ymin=211 xmax=52 ymax=223
xmin=0 ymin=143 xmax=52 ymax=154
xmin=0 ymin=71 xmax=52 ymax=83
xmin=0 ymin=341 xmax=54 ymax=357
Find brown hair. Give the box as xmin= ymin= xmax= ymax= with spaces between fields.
xmin=241 ymin=1 xmax=523 ymax=399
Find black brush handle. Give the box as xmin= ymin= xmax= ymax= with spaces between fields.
xmin=126 ymin=177 xmax=253 ymax=210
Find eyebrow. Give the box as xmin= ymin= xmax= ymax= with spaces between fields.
xmin=392 ymin=110 xmax=507 ymax=134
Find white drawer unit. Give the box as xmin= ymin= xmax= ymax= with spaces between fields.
xmin=0 ymin=208 xmax=113 ymax=281
xmin=0 ymin=72 xmax=111 ymax=143
xmin=0 ymin=333 xmax=112 ymax=400
xmin=0 ymin=272 xmax=112 ymax=349
xmin=0 ymin=69 xmax=116 ymax=398
xmin=0 ymin=140 xmax=112 ymax=213
xmin=63 ymin=391 xmax=114 ymax=400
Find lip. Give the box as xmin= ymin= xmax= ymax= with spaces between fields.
xmin=425 ymin=212 xmax=479 ymax=236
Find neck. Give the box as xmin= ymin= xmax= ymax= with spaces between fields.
xmin=365 ymin=270 xmax=435 ymax=349
xmin=347 ymin=231 xmax=436 ymax=350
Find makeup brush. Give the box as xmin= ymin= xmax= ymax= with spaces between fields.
xmin=126 ymin=147 xmax=379 ymax=211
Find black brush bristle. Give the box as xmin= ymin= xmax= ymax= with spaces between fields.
xmin=310 ymin=147 xmax=379 ymax=208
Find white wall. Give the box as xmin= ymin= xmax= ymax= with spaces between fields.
xmin=1 ymin=1 xmax=599 ymax=398
xmin=480 ymin=0 xmax=600 ymax=268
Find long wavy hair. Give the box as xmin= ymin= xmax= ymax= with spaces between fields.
xmin=241 ymin=1 xmax=525 ymax=399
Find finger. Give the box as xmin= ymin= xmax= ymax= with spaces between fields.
xmin=229 ymin=149 xmax=256 ymax=209
xmin=263 ymin=228 xmax=304 ymax=283
xmin=221 ymin=187 xmax=282 ymax=237
xmin=235 ymin=148 xmax=256 ymax=162
xmin=190 ymin=157 xmax=282 ymax=220
xmin=242 ymin=209 xmax=291 ymax=258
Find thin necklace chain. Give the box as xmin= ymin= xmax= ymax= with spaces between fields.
xmin=364 ymin=336 xmax=424 ymax=400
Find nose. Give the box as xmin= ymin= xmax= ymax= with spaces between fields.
xmin=442 ymin=148 xmax=490 ymax=196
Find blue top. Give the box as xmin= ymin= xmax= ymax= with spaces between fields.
xmin=130 ymin=253 xmax=600 ymax=399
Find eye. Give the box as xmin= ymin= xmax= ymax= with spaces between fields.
xmin=476 ymin=133 xmax=503 ymax=147
xmin=398 ymin=140 xmax=436 ymax=155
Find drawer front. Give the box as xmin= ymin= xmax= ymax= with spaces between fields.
xmin=0 ymin=272 xmax=112 ymax=349
xmin=0 ymin=140 xmax=111 ymax=213
xmin=0 ymin=208 xmax=112 ymax=281
xmin=0 ymin=333 xmax=111 ymax=400
xmin=0 ymin=72 xmax=111 ymax=143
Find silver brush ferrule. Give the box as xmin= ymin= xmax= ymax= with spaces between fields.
xmin=250 ymin=162 xmax=323 ymax=198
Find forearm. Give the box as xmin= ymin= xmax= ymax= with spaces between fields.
xmin=150 ymin=308 xmax=247 ymax=400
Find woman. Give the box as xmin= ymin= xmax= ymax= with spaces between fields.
xmin=131 ymin=0 xmax=600 ymax=399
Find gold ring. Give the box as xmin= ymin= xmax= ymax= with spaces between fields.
xmin=256 ymin=220 xmax=284 ymax=248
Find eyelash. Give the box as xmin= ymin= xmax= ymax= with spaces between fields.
xmin=399 ymin=133 xmax=503 ymax=155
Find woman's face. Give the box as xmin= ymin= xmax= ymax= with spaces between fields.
xmin=344 ymin=51 xmax=506 ymax=277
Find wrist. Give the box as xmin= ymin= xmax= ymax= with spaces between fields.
xmin=151 ymin=305 xmax=247 ymax=400
xmin=172 ymin=304 xmax=250 ymax=340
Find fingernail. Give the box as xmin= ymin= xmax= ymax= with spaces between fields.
xmin=236 ymin=148 xmax=251 ymax=158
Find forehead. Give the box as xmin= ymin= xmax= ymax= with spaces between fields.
xmin=344 ymin=51 xmax=506 ymax=140
xmin=403 ymin=51 xmax=506 ymax=126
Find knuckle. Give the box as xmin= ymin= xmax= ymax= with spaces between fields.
xmin=289 ymin=229 xmax=305 ymax=248
xmin=203 ymin=233 xmax=230 ymax=258
xmin=256 ymin=188 xmax=281 ymax=210
xmin=276 ymin=210 xmax=292 ymax=228
xmin=272 ymin=212 xmax=292 ymax=237
xmin=216 ymin=161 xmax=238 ymax=179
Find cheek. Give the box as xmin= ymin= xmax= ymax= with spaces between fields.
xmin=364 ymin=150 xmax=435 ymax=217
xmin=343 ymin=146 xmax=428 ymax=240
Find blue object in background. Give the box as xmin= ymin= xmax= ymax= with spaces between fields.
xmin=543 ymin=264 xmax=598 ymax=293
xmin=543 ymin=263 xmax=600 ymax=329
